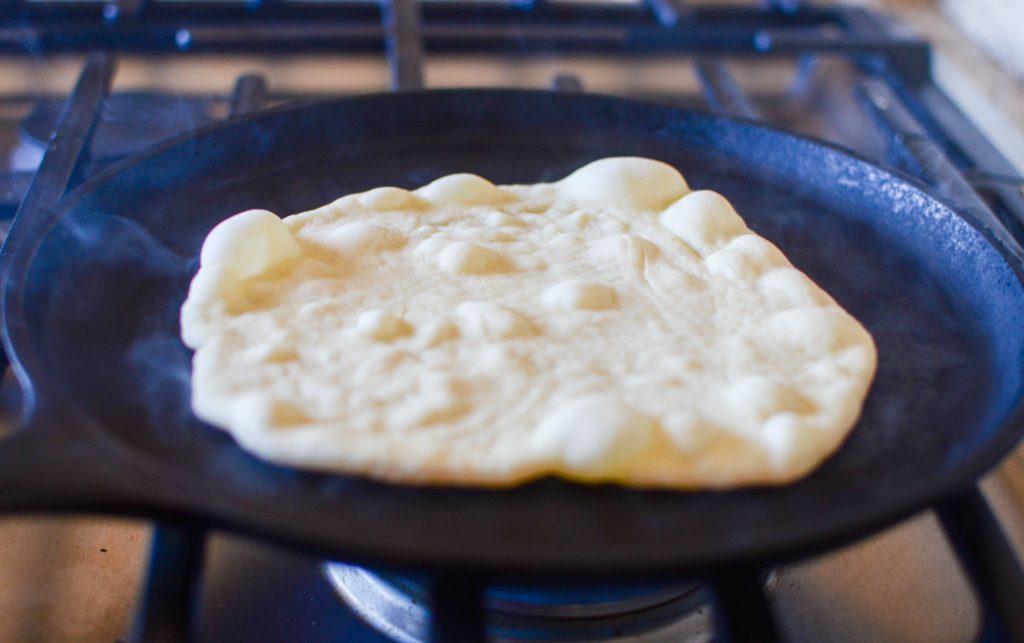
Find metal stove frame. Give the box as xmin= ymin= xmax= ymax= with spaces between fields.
xmin=2 ymin=1 xmax=1024 ymax=641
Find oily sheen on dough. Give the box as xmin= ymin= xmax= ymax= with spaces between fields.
xmin=180 ymin=157 xmax=877 ymax=488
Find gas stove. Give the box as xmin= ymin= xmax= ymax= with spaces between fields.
xmin=1 ymin=2 xmax=1024 ymax=642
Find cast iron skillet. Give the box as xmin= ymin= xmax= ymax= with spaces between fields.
xmin=1 ymin=89 xmax=1023 ymax=577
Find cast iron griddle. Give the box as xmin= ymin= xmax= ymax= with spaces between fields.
xmin=1 ymin=89 xmax=1023 ymax=577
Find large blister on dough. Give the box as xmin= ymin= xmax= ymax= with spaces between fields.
xmin=199 ymin=209 xmax=302 ymax=279
xmin=181 ymin=157 xmax=877 ymax=488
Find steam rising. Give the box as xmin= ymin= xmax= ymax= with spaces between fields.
xmin=39 ymin=209 xmax=199 ymax=443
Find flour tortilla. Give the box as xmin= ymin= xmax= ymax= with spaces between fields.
xmin=180 ymin=157 xmax=877 ymax=488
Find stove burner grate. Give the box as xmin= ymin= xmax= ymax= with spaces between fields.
xmin=326 ymin=564 xmax=712 ymax=643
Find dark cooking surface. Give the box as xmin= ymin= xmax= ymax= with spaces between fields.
xmin=2 ymin=90 xmax=1024 ymax=575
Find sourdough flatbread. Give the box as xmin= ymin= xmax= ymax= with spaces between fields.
xmin=180 ymin=157 xmax=877 ymax=488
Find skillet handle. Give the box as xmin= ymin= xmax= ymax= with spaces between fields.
xmin=0 ymin=357 xmax=114 ymax=512
xmin=936 ymin=485 xmax=1024 ymax=641
xmin=0 ymin=397 xmax=95 ymax=512
xmin=0 ymin=374 xmax=109 ymax=509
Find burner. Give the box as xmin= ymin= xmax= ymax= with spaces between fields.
xmin=325 ymin=564 xmax=712 ymax=642
xmin=11 ymin=93 xmax=216 ymax=173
